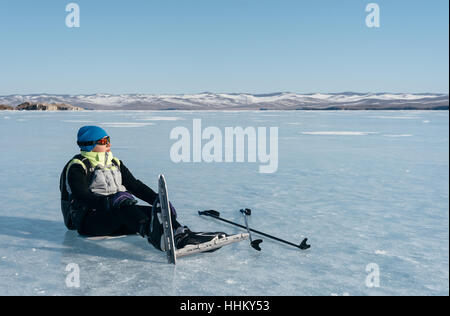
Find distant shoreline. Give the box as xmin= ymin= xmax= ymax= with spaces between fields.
xmin=1 ymin=108 xmax=448 ymax=112
xmin=1 ymin=92 xmax=448 ymax=111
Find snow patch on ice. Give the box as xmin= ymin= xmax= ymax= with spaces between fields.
xmin=331 ymin=292 xmax=350 ymax=296
xmin=99 ymin=122 xmax=154 ymax=128
xmin=34 ymin=289 xmax=46 ymax=295
xmin=383 ymin=134 xmax=413 ymax=137
xmin=62 ymin=120 xmax=96 ymax=123
xmin=368 ymin=116 xmax=421 ymax=120
xmin=302 ymin=131 xmax=378 ymax=136
xmin=139 ymin=116 xmax=184 ymax=121
xmin=375 ymin=250 xmax=388 ymax=255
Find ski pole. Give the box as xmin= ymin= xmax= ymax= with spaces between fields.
xmin=198 ymin=209 xmax=311 ymax=251
xmin=239 ymin=208 xmax=263 ymax=251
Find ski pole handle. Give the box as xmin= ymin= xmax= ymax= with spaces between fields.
xmin=198 ymin=210 xmax=221 ymax=217
xmin=239 ymin=208 xmax=252 ymax=216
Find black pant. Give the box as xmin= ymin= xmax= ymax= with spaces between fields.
xmin=79 ymin=205 xmax=151 ymax=237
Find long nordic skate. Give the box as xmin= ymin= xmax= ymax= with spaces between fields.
xmin=175 ymin=233 xmax=249 ymax=258
xmin=158 ymin=174 xmax=177 ymax=264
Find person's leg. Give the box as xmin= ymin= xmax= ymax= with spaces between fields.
xmin=146 ymin=201 xmax=188 ymax=251
xmin=80 ymin=203 xmax=226 ymax=252
xmin=80 ymin=205 xmax=150 ymax=237
xmin=146 ymin=203 xmax=227 ymax=252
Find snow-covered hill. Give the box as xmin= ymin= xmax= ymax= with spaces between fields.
xmin=0 ymin=92 xmax=448 ymax=110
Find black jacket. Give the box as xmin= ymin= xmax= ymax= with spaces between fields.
xmin=67 ymin=160 xmax=158 ymax=212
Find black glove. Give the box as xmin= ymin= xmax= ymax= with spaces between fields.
xmin=107 ymin=191 xmax=138 ymax=210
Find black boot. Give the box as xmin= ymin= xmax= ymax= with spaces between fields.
xmin=174 ymin=226 xmax=228 ymax=252
xmin=146 ymin=205 xmax=165 ymax=251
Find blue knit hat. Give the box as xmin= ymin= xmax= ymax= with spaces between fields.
xmin=77 ymin=126 xmax=108 ymax=152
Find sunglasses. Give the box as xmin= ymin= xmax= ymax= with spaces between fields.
xmin=77 ymin=136 xmax=110 ymax=147
xmin=96 ymin=136 xmax=111 ymax=146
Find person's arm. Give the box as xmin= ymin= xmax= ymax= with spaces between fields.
xmin=67 ymin=164 xmax=107 ymax=210
xmin=120 ymin=161 xmax=158 ymax=205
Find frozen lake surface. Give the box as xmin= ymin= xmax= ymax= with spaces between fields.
xmin=0 ymin=110 xmax=448 ymax=296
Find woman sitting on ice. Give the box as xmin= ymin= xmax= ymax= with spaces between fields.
xmin=60 ymin=125 xmax=226 ymax=251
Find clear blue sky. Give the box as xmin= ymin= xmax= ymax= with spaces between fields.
xmin=0 ymin=0 xmax=448 ymax=94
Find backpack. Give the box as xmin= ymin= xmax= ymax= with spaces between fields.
xmin=59 ymin=154 xmax=93 ymax=230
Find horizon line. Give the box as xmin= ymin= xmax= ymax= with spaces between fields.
xmin=0 ymin=91 xmax=449 ymax=97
